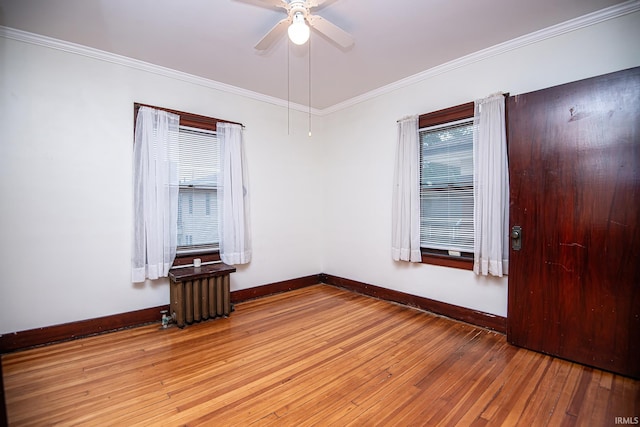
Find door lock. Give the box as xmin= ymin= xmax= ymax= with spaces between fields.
xmin=511 ymin=226 xmax=522 ymax=251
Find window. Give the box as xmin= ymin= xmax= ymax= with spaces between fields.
xmin=418 ymin=102 xmax=474 ymax=269
xmin=177 ymin=125 xmax=219 ymax=252
xmin=134 ymin=103 xmax=240 ymax=260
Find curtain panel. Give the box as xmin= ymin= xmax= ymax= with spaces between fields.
xmin=473 ymin=93 xmax=510 ymax=276
xmin=392 ymin=115 xmax=422 ymax=262
xmin=217 ymin=122 xmax=252 ymax=265
xmin=132 ymin=107 xmax=180 ymax=283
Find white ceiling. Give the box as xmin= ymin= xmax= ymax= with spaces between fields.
xmin=0 ymin=0 xmax=632 ymax=110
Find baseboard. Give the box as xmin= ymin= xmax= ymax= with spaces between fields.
xmin=0 ymin=305 xmax=169 ymax=354
xmin=0 ymin=272 xmax=505 ymax=353
xmin=231 ymin=274 xmax=321 ymax=303
xmin=322 ymin=274 xmax=507 ymax=334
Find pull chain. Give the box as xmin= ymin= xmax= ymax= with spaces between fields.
xmin=308 ymin=33 xmax=312 ymax=137
xmin=287 ymin=37 xmax=291 ymax=136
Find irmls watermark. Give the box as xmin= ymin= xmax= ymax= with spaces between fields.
xmin=615 ymin=416 xmax=639 ymax=425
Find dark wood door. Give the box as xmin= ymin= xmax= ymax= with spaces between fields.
xmin=507 ymin=67 xmax=640 ymax=379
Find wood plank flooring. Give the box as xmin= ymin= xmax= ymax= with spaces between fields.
xmin=2 ymin=284 xmax=638 ymax=426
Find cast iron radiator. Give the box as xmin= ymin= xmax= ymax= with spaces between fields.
xmin=168 ymin=263 xmax=236 ymax=328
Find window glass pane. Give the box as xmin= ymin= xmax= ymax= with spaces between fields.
xmin=177 ymin=189 xmax=218 ymax=247
xmin=178 ymin=126 xmax=219 ymax=186
xmin=176 ymin=126 xmax=219 ymax=249
xmin=420 ymin=119 xmax=474 ymax=253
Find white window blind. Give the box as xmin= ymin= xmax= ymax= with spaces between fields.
xmin=177 ymin=125 xmax=219 ymax=251
xmin=419 ymin=118 xmax=474 ymax=253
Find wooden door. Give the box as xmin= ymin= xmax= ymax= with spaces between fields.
xmin=507 ymin=67 xmax=640 ymax=379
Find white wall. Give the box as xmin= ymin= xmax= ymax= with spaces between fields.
xmin=1 ymin=10 xmax=638 ymax=334
xmin=320 ymin=10 xmax=640 ymax=317
xmin=0 ymin=37 xmax=323 ymax=334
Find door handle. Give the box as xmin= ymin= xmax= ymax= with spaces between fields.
xmin=512 ymin=226 xmax=522 ymax=250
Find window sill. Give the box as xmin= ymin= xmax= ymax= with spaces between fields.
xmin=172 ymin=250 xmax=220 ymax=268
xmin=420 ymin=249 xmax=473 ymax=271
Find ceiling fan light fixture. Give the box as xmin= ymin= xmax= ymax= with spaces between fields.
xmin=288 ymin=12 xmax=310 ymax=45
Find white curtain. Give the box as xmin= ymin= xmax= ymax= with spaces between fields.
xmin=473 ymin=93 xmax=509 ymax=276
xmin=392 ymin=115 xmax=421 ymax=262
xmin=217 ymin=122 xmax=252 ymax=265
xmin=132 ymin=106 xmax=180 ymax=283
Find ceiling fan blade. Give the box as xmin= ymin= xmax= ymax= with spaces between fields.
xmin=306 ymin=0 xmax=329 ymax=7
xmin=308 ymin=14 xmax=353 ymax=48
xmin=255 ymin=18 xmax=289 ymax=50
xmin=235 ymin=0 xmax=288 ymax=9
xmin=307 ymin=0 xmax=342 ymax=10
xmin=261 ymin=0 xmax=288 ymax=8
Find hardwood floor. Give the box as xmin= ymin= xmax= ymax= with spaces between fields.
xmin=2 ymin=284 xmax=638 ymax=426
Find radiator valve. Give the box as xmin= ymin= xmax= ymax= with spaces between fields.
xmin=160 ymin=310 xmax=171 ymax=328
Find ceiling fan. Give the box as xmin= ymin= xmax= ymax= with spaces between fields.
xmin=250 ymin=0 xmax=354 ymax=50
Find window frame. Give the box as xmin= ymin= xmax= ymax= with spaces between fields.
xmin=133 ymin=103 xmax=242 ymax=264
xmin=418 ymin=102 xmax=475 ymax=270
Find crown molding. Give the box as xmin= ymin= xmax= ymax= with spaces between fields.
xmin=0 ymin=25 xmax=321 ymax=116
xmin=320 ymin=0 xmax=640 ymax=115
xmin=1 ymin=0 xmax=638 ymax=116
